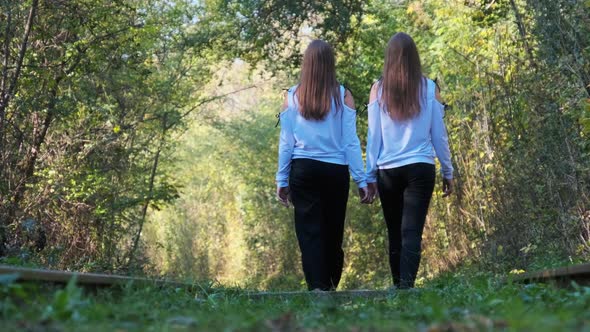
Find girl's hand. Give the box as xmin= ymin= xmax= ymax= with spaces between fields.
xmin=277 ymin=186 xmax=291 ymax=207
xmin=442 ymin=178 xmax=454 ymax=197
xmin=359 ymin=186 xmax=371 ymax=204
xmin=367 ymin=182 xmax=378 ymax=203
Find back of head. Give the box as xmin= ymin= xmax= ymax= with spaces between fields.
xmin=380 ymin=32 xmax=423 ymax=121
xmin=297 ymin=40 xmax=342 ymax=121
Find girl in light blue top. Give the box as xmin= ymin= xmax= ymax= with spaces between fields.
xmin=365 ymin=79 xmax=454 ymax=182
xmin=365 ymin=32 xmax=454 ymax=289
xmin=275 ymin=40 xmax=369 ymax=291
xmin=276 ymin=86 xmax=368 ymax=189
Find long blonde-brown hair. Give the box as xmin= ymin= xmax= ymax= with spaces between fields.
xmin=380 ymin=32 xmax=423 ymax=121
xmin=296 ymin=40 xmax=342 ymax=120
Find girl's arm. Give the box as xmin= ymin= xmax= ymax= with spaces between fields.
xmin=366 ymin=83 xmax=383 ymax=184
xmin=431 ymin=91 xmax=453 ymax=179
xmin=275 ymin=95 xmax=294 ymax=188
xmin=343 ymin=90 xmax=367 ymax=189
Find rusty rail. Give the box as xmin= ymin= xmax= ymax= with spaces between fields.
xmin=0 ymin=264 xmax=396 ymax=299
xmin=511 ymin=263 xmax=590 ymax=286
xmin=3 ymin=263 xmax=590 ymax=297
xmin=0 ymin=264 xmax=191 ymax=288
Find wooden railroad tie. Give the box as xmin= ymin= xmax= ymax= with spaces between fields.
xmin=244 ymin=289 xmax=394 ymax=300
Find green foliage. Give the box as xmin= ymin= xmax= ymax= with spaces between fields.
xmin=1 ymin=274 xmax=590 ymax=331
xmin=144 ymin=63 xmax=303 ymax=288
xmin=0 ymin=274 xmax=26 ymax=304
xmin=199 ymin=0 xmax=365 ymax=72
xmin=0 ymin=0 xmax=208 ymax=269
xmin=42 ymin=277 xmax=86 ymax=322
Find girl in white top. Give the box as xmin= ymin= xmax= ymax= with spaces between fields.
xmin=275 ymin=40 xmax=369 ymax=291
xmin=365 ymin=32 xmax=454 ymax=289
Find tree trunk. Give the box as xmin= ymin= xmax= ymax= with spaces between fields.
xmin=0 ymin=8 xmax=12 ymax=147
xmin=509 ymin=0 xmax=536 ymax=68
xmin=6 ymin=77 xmax=60 ymax=233
xmin=127 ymin=115 xmax=167 ymax=267
xmin=0 ymin=0 xmax=39 ymax=256
xmin=0 ymin=0 xmax=38 ymax=141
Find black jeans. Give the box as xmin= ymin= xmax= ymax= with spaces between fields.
xmin=289 ymin=158 xmax=350 ymax=291
xmin=377 ymin=163 xmax=435 ymax=289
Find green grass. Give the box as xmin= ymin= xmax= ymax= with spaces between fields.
xmin=1 ymin=272 xmax=590 ymax=331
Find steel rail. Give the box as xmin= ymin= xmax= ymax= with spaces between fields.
xmin=0 ymin=264 xmax=191 ymax=288
xmin=510 ymin=263 xmax=590 ymax=286
xmin=2 ymin=263 xmax=589 ymax=297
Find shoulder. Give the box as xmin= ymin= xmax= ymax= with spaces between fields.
xmin=425 ymin=78 xmax=444 ymax=103
xmin=282 ymin=84 xmax=299 ymax=110
xmin=423 ymin=78 xmax=441 ymax=101
xmin=369 ymin=81 xmax=380 ymax=104
xmin=282 ymin=91 xmax=289 ymax=110
xmin=435 ymin=88 xmax=442 ymax=103
xmin=343 ymin=88 xmax=355 ymax=110
xmin=433 ymin=80 xmax=443 ymax=103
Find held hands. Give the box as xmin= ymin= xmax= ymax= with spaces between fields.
xmin=368 ymin=182 xmax=378 ymax=203
xmin=277 ymin=186 xmax=291 ymax=207
xmin=358 ymin=186 xmax=370 ymax=204
xmin=442 ymin=178 xmax=454 ymax=197
xmin=360 ymin=182 xmax=378 ymax=204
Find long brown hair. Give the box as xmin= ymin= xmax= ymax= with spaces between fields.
xmin=380 ymin=32 xmax=423 ymax=121
xmin=296 ymin=40 xmax=342 ymax=120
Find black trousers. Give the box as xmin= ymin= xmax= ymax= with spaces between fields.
xmin=377 ymin=162 xmax=435 ymax=289
xmin=289 ymin=158 xmax=350 ymax=291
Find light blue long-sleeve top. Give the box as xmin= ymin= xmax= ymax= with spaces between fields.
xmin=366 ymin=78 xmax=454 ymax=183
xmin=276 ymin=84 xmax=367 ymax=189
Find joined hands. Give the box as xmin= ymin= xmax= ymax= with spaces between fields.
xmin=360 ymin=183 xmax=378 ymax=204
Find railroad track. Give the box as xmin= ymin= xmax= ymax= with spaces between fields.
xmin=0 ymin=265 xmax=393 ymax=299
xmin=1 ymin=263 xmax=589 ymax=299
xmin=0 ymin=265 xmax=191 ymax=288
xmin=511 ymin=263 xmax=590 ymax=286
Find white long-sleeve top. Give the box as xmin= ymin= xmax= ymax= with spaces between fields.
xmin=276 ymin=84 xmax=367 ymax=189
xmin=366 ymin=78 xmax=454 ymax=183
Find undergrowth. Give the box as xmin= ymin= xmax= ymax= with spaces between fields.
xmin=1 ymin=271 xmax=589 ymax=331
